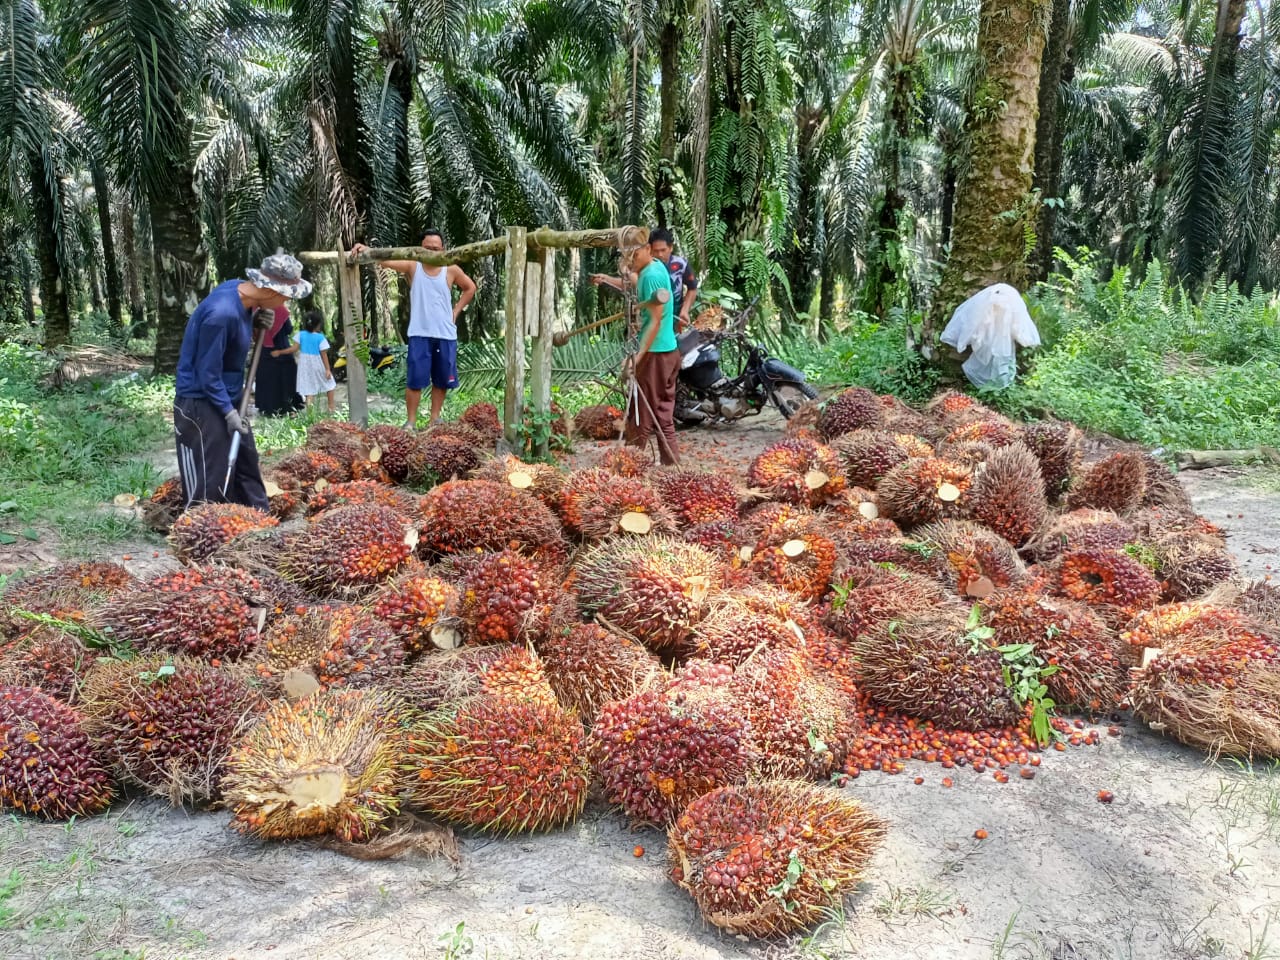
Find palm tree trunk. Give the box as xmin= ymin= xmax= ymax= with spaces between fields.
xmin=1028 ymin=0 xmax=1071 ymax=281
xmin=90 ymin=161 xmax=124 ymax=328
xmin=865 ymin=63 xmax=914 ymax=318
xmin=783 ymin=106 xmax=823 ymax=325
xmin=20 ymin=253 xmax=37 ymax=329
xmin=87 ymin=254 xmax=104 ymax=313
xmin=655 ymin=17 xmax=681 ymax=228
xmin=926 ymin=0 xmax=1051 ymax=349
xmin=28 ymin=150 xmax=72 ymax=348
xmin=119 ymin=199 xmax=145 ymax=330
xmin=818 ymin=254 xmax=836 ymax=335
xmin=149 ymin=170 xmax=210 ymax=374
xmin=940 ymin=156 xmax=957 ymax=250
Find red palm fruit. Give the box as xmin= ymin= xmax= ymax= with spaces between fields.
xmin=916 ymin=519 xmax=1028 ymax=598
xmin=410 ymin=694 xmax=589 ymax=834
xmin=876 ymin=457 xmax=972 ymax=529
xmin=824 ymin=563 xmax=949 ymax=641
xmin=560 ymin=468 xmax=676 ymax=540
xmin=470 ymin=455 xmax=565 ymax=510
xmin=833 ymin=430 xmax=912 ymax=489
xmin=574 ymin=537 xmax=723 ymax=652
xmin=369 ymin=571 xmax=460 ymax=656
xmin=738 ymin=501 xmax=814 ymax=541
xmin=747 ymin=438 xmax=846 ymax=507
xmin=406 ymin=433 xmax=487 ymax=487
xmin=599 ymin=445 xmax=654 ymax=478
xmin=255 ymin=605 xmax=406 ymax=697
xmin=169 ymin=503 xmax=279 ymax=562
xmin=1020 ymin=420 xmax=1083 ymax=500
xmin=819 ymin=386 xmax=885 ymax=440
xmin=222 ymin=689 xmax=406 ymax=842
xmin=365 ymin=424 xmax=417 ymax=482
xmin=81 ymin=655 xmax=264 ymax=805
xmin=853 ymin=604 xmax=1022 ymax=730
xmin=306 ymin=420 xmax=371 ymax=465
xmin=92 ymin=583 xmax=259 ymax=663
xmin=418 ymin=479 xmax=568 ymax=561
xmin=458 ymin=401 xmax=502 ymax=441
xmin=687 ymin=593 xmax=804 ymax=666
xmin=274 ymin=449 xmax=350 ymax=485
xmin=1026 ymin=508 xmax=1136 ymax=563
xmin=1067 ymin=451 xmax=1148 ymax=514
xmin=964 ymin=442 xmax=1048 ymax=546
xmin=0 ymin=684 xmax=114 ymax=819
xmin=305 ymin=480 xmax=419 ymax=517
xmin=458 ymin=550 xmax=560 ymax=645
xmin=749 ymin=518 xmax=838 ymax=601
xmin=573 ymin=403 xmax=625 ymax=440
xmin=279 ymin=504 xmax=417 ymax=597
xmin=944 ymin=418 xmax=1022 ymax=450
xmin=668 ymin=782 xmax=887 ymax=938
xmin=650 ymin=468 xmax=740 ymax=527
xmin=0 ymin=625 xmax=93 ymax=702
xmin=537 ymin=622 xmax=660 ymax=725
xmin=1049 ymin=548 xmax=1162 ymax=619
xmin=389 ymin=644 xmax=552 ymax=710
xmin=0 ymin=561 xmax=135 ymax=640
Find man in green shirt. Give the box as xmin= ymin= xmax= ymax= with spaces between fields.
xmin=628 ymin=242 xmax=681 ymax=464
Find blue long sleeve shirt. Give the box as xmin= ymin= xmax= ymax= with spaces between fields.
xmin=174 ymin=280 xmax=253 ymax=414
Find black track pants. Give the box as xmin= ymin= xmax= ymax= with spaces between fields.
xmin=173 ymin=397 xmax=269 ymax=512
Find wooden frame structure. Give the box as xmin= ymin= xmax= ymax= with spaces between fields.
xmin=300 ymin=225 xmax=646 ymax=456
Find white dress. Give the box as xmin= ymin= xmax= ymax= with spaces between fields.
xmin=295 ymin=333 xmax=337 ymax=396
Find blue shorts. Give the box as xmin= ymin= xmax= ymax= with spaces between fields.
xmin=407 ymin=336 xmax=458 ymax=391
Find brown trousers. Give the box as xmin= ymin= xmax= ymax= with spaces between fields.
xmin=625 ymin=349 xmax=680 ymax=465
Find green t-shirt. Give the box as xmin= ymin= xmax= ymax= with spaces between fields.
xmin=637 ymin=259 xmax=676 ymax=353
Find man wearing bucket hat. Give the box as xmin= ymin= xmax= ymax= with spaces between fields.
xmin=173 ymin=252 xmax=313 ymax=510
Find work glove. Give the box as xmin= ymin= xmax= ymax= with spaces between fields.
xmin=253 ymin=308 xmax=274 ymax=333
xmin=225 ymin=409 xmax=250 ymax=438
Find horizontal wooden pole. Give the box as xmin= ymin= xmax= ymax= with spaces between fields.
xmin=298 ymin=226 xmax=646 ymax=268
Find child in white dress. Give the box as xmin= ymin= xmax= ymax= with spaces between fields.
xmin=273 ymin=310 xmax=337 ymax=413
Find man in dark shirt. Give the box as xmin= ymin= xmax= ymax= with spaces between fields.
xmin=173 ymin=252 xmax=312 ymax=510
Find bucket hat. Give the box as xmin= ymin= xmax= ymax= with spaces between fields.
xmin=245 ymin=251 xmax=313 ymax=300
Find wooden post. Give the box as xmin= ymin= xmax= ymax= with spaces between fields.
xmin=524 ymin=260 xmax=542 ymax=339
xmin=335 ymin=247 xmax=368 ymax=426
xmin=529 ymin=248 xmax=555 ymax=459
xmin=502 ymin=226 xmax=527 ymax=447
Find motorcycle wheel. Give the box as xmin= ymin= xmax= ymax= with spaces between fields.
xmin=768 ymin=380 xmax=817 ymax=419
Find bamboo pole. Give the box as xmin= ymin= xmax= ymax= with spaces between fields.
xmin=502 ymin=226 xmax=527 ymax=447
xmin=335 ymin=247 xmax=369 ymax=426
xmin=530 ymin=248 xmax=556 ymax=459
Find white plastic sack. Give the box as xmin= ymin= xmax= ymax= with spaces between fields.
xmin=939 ymin=283 xmax=1040 ymax=390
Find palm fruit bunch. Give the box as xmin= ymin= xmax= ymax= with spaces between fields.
xmin=854 ymin=605 xmax=1022 ymax=730
xmin=982 ymin=590 xmax=1126 ymax=712
xmin=1048 ymin=548 xmax=1162 ymax=622
xmin=418 ymin=480 xmax=567 ymax=561
xmin=169 ymin=504 xmax=279 ymax=562
xmin=560 ymin=468 xmax=676 ymax=540
xmin=391 ymin=645 xmax=555 ymax=710
xmin=1151 ymin=531 xmax=1237 ymax=601
xmin=0 ymin=625 xmax=93 ymax=702
xmin=832 ymin=535 xmax=950 ymax=582
xmin=278 ymin=504 xmax=417 ymax=596
xmin=410 ymin=694 xmax=589 ymax=834
xmin=738 ymin=501 xmax=814 ymax=541
xmin=730 ymin=647 xmax=859 ymax=779
xmin=748 ymin=517 xmax=838 ymax=601
xmin=1020 ymin=420 xmax=1083 ymax=500
xmin=148 ymin=565 xmax=306 ymax=621
xmin=369 ymin=571 xmax=460 ymax=656
xmin=0 ymin=684 xmax=114 ymax=819
xmin=818 ymin=386 xmax=884 ymax=440
xmin=1 ymin=561 xmax=135 ymax=639
xmin=943 ymin=417 xmax=1021 ymax=450
xmin=365 ymin=424 xmax=416 ymax=482
xmin=537 ymin=622 xmax=660 ymax=725
xmin=875 ymin=457 xmax=972 ymax=529
xmin=222 ymin=689 xmax=406 ymax=842
xmin=406 ymin=433 xmax=488 ymax=487
xmin=458 ymin=401 xmax=502 ymax=442
xmin=573 ymin=403 xmax=625 ymax=440
xmin=81 ymin=656 xmax=263 ymax=804
xmin=823 ymin=563 xmax=948 ymax=642
xmin=470 ymin=455 xmax=565 ymax=509
xmin=1139 ymin=453 xmax=1195 ymax=514
xmin=820 ymin=487 xmax=891 ymax=528
xmin=274 ymin=449 xmax=351 ymax=485
xmin=91 ymin=583 xmax=258 ymax=664
xmin=350 ymin=450 xmax=393 ymax=484
xmin=683 ymin=518 xmax=749 ymax=562
xmin=1236 ymin=580 xmax=1279 ymax=629
xmin=574 ymin=537 xmax=722 ymax=652
xmin=925 ymin=390 xmax=1001 ymax=430
xmin=1026 ymin=508 xmax=1136 ymax=563
xmin=963 ymin=443 xmax=1047 ymax=547
xmin=1128 ymin=621 xmax=1280 ymax=757
xmin=457 ymin=550 xmax=559 ymax=645
xmin=1067 ymin=451 xmax=1148 ymax=514
xmin=143 ymin=475 xmax=185 ymax=532
xmin=687 ymin=593 xmax=803 ymax=666
xmin=255 ymin=605 xmax=406 ymax=698
xmin=667 ymin=782 xmax=888 ymax=937
xmin=588 ymin=663 xmax=751 ymax=824
xmin=937 ymin=439 xmax=996 ymax=468
xmin=783 ymin=398 xmax=821 ymax=437
xmin=879 ymin=393 xmax=935 ymax=437
xmin=598 ymin=445 xmax=653 ymax=478
xmin=916 ymin=520 xmax=1027 ymax=598
xmin=650 ymin=468 xmax=740 ymax=527
xmin=262 ymin=473 xmax=304 ymax=520
xmin=833 ymin=430 xmax=913 ymax=489
xmin=305 ymin=480 xmax=419 ymax=518
xmin=1119 ymin=602 xmax=1270 ymax=654
xmin=747 ymin=438 xmax=846 ymax=507
xmin=305 ymin=420 xmax=373 ymax=471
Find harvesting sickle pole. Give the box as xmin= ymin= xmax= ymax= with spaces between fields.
xmin=223 ymin=322 xmax=268 ymax=497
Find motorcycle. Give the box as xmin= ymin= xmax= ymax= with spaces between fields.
xmin=332 ymin=344 xmax=399 ymax=382
xmin=673 ymin=300 xmax=817 ymax=425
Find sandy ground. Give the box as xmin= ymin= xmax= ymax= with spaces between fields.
xmin=2 ymin=412 xmax=1279 ymax=960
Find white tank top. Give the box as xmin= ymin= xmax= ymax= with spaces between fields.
xmin=408 ymin=264 xmax=456 ymax=340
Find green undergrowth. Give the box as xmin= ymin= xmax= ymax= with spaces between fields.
xmin=0 ymin=345 xmax=170 ymax=555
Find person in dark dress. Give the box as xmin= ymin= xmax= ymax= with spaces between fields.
xmin=254 ymin=306 xmax=303 ymax=416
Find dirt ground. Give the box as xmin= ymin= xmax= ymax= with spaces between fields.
xmin=3 ymin=411 xmax=1279 ymax=960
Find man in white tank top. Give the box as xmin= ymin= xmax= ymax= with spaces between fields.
xmin=353 ymin=230 xmax=477 ymax=428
